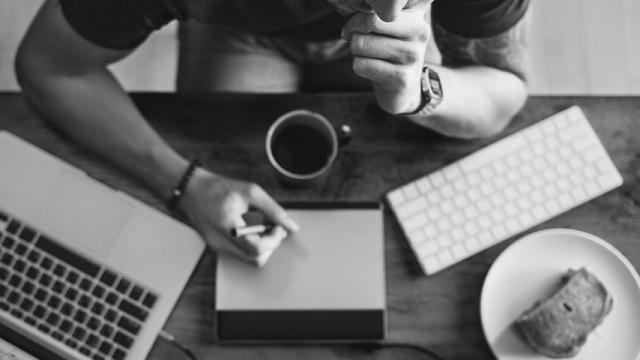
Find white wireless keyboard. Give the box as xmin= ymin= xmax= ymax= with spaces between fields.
xmin=386 ymin=106 xmax=623 ymax=275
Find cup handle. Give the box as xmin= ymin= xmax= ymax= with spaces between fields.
xmin=336 ymin=125 xmax=352 ymax=148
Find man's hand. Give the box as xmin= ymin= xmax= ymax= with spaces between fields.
xmin=342 ymin=0 xmax=430 ymax=114
xmin=180 ymin=168 xmax=299 ymax=266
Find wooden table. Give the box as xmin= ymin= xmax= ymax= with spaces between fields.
xmin=1 ymin=93 xmax=638 ymax=360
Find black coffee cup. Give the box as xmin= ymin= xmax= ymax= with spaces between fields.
xmin=266 ymin=110 xmax=351 ymax=186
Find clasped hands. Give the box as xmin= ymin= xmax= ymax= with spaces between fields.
xmin=341 ymin=0 xmax=431 ymax=114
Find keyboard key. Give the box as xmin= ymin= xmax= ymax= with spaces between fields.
xmin=74 ymin=309 xmax=87 ymax=324
xmin=79 ymin=277 xmax=93 ymax=291
xmin=7 ymin=220 xmax=21 ymax=235
xmin=86 ymin=333 xmax=100 ymax=347
xmin=116 ymin=278 xmax=130 ymax=294
xmin=52 ymin=331 xmax=64 ymax=341
xmin=119 ymin=298 xmax=148 ymax=322
xmin=92 ymin=284 xmax=106 ymax=299
xmin=21 ymin=281 xmax=35 ymax=296
xmin=40 ymin=256 xmax=53 ymax=270
xmin=9 ymin=274 xmax=22 ymax=287
xmin=38 ymin=323 xmax=51 ymax=334
xmin=130 ymin=285 xmax=143 ymax=301
xmin=1 ymin=253 xmax=14 ymax=266
xmin=387 ymin=190 xmax=405 ymax=207
xmin=59 ymin=319 xmax=73 ymax=332
xmin=25 ymin=265 xmax=39 ymax=280
xmin=91 ymin=302 xmax=105 ymax=316
xmin=113 ymin=348 xmax=127 ymax=360
xmin=416 ymin=240 xmax=438 ymax=258
xmin=79 ymin=346 xmax=92 ymax=356
xmin=46 ymin=312 xmax=60 ymax=326
xmin=1 ymin=235 xmax=15 ymax=250
xmin=422 ymin=256 xmax=440 ymax=274
xmin=98 ymin=340 xmax=113 ymax=355
xmin=78 ymin=294 xmax=92 ymax=308
xmin=52 ymin=280 xmax=66 ymax=293
xmin=25 ymin=316 xmax=37 ymax=326
xmin=61 ymin=302 xmax=74 ymax=316
xmin=87 ymin=316 xmax=101 ymax=331
xmin=118 ymin=315 xmax=141 ymax=335
xmin=53 ymin=264 xmax=66 ymax=277
xmin=0 ymin=267 xmax=9 ymax=281
xmin=11 ymin=308 xmax=24 ymax=319
xmin=395 ymin=197 xmax=428 ymax=219
xmin=72 ymin=326 xmax=86 ymax=341
xmin=35 ymin=236 xmax=100 ymax=277
xmin=437 ymin=251 xmax=454 ymax=268
xmin=451 ymin=243 xmax=467 ymax=260
xmin=99 ymin=270 xmax=117 ymax=287
xmin=48 ymin=295 xmax=62 ymax=310
xmin=65 ymin=287 xmax=78 ymax=302
xmin=65 ymin=338 xmax=78 ymax=349
xmin=19 ymin=297 xmax=34 ymax=312
xmin=402 ymin=184 xmax=418 ymax=199
xmin=100 ymin=324 xmax=114 ymax=338
xmin=113 ymin=331 xmax=134 ymax=349
xmin=34 ymin=305 xmax=47 ymax=318
xmin=8 ymin=290 xmax=21 ymax=304
xmin=19 ymin=226 xmax=36 ymax=243
xmin=0 ymin=211 xmax=7 ymax=222
xmin=66 ymin=270 xmax=79 ymax=285
xmin=93 ymin=354 xmax=105 ymax=360
xmin=403 ymin=213 xmax=428 ymax=231
xmin=39 ymin=273 xmax=52 ymax=287
xmin=15 ymin=243 xmax=28 ymax=256
xmin=105 ymin=308 xmax=118 ymax=322
xmin=105 ymin=292 xmax=118 ymax=306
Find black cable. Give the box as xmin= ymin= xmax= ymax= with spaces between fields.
xmin=160 ymin=330 xmax=449 ymax=360
xmin=158 ymin=331 xmax=198 ymax=360
xmin=356 ymin=341 xmax=449 ymax=360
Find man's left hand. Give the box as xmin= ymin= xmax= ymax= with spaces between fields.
xmin=342 ymin=0 xmax=430 ymax=114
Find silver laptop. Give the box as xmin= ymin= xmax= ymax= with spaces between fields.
xmin=0 ymin=131 xmax=205 ymax=360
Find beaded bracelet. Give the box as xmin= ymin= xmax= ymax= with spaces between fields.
xmin=167 ymin=159 xmax=201 ymax=213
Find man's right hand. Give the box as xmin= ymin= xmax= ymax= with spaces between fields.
xmin=180 ymin=168 xmax=299 ymax=266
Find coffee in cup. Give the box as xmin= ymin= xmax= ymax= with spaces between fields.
xmin=266 ymin=110 xmax=350 ymax=186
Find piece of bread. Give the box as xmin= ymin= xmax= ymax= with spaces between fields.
xmin=514 ymin=268 xmax=613 ymax=358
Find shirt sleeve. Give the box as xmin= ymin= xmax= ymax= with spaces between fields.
xmin=59 ymin=0 xmax=184 ymax=50
xmin=432 ymin=7 xmax=531 ymax=81
xmin=432 ymin=0 xmax=529 ymax=38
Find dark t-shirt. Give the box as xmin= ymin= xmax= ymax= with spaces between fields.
xmin=59 ymin=0 xmax=529 ymax=50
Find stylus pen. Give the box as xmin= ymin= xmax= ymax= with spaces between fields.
xmin=231 ymin=224 xmax=275 ymax=237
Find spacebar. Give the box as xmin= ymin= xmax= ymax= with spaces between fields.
xmin=459 ymin=133 xmax=526 ymax=173
xmin=35 ymin=236 xmax=100 ymax=277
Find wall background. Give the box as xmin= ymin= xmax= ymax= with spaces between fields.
xmin=1 ymin=0 xmax=638 ymax=94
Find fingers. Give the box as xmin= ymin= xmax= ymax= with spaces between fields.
xmin=350 ymin=33 xmax=420 ymax=65
xmin=366 ymin=0 xmax=404 ymax=22
xmin=245 ymin=184 xmax=299 ymax=232
xmin=235 ymin=226 xmax=286 ymax=257
xmin=352 ymin=56 xmax=408 ymax=86
xmin=342 ymin=2 xmax=429 ymax=41
xmin=209 ymin=226 xmax=287 ymax=267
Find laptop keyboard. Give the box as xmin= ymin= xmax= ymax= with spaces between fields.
xmin=0 ymin=210 xmax=159 ymax=360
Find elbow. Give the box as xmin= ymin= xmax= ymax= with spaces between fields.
xmin=14 ymin=43 xmax=39 ymax=97
xmin=469 ymin=81 xmax=528 ymax=139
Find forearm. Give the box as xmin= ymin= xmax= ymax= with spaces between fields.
xmin=406 ymin=64 xmax=527 ymax=139
xmin=17 ymin=67 xmax=188 ymax=200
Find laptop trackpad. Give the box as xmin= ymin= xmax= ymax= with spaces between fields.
xmin=38 ymin=171 xmax=133 ymax=258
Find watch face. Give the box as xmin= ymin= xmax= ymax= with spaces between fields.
xmin=430 ymin=78 xmax=441 ymax=93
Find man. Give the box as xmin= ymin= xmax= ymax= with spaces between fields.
xmin=15 ymin=0 xmax=529 ymax=265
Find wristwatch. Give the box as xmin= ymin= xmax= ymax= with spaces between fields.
xmin=402 ymin=66 xmax=444 ymax=116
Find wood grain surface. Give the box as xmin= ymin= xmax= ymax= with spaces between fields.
xmin=0 ymin=93 xmax=639 ymax=360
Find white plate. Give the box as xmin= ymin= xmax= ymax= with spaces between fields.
xmin=481 ymin=229 xmax=640 ymax=360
